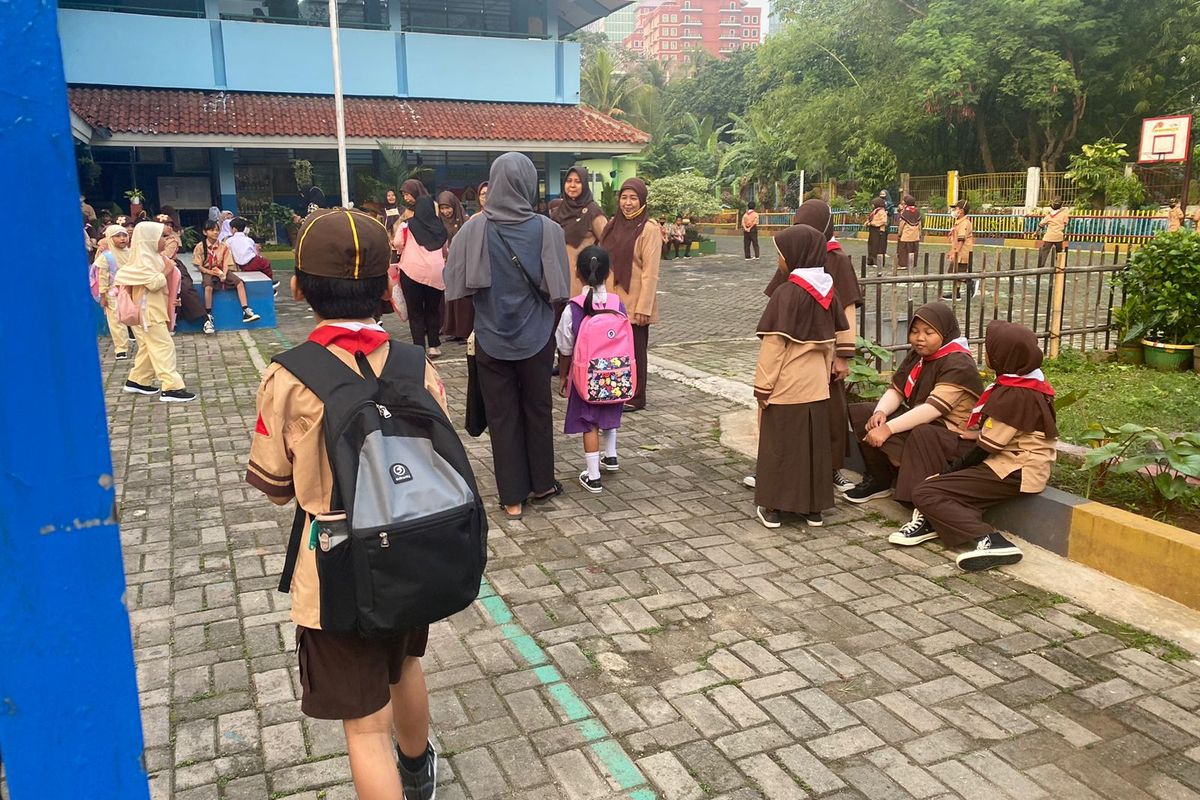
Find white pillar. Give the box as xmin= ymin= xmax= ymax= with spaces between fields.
xmin=798 ymin=169 xmax=805 ymax=204
xmin=1024 ymin=166 xmax=1041 ymax=211
xmin=329 ymin=0 xmax=350 ymax=208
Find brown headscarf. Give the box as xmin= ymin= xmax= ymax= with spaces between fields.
xmin=598 ymin=178 xmax=649 ymax=292
xmin=550 ymin=166 xmax=603 ymax=248
xmin=977 ymin=321 xmax=1058 ymax=437
xmin=890 ymin=302 xmax=983 ymax=405
xmin=401 ymin=179 xmax=429 ymax=200
xmin=436 ymin=191 xmax=466 ymax=244
xmin=756 ymin=224 xmax=846 ymax=343
xmin=899 ymin=196 xmax=922 ymax=226
xmin=766 ymin=199 xmax=862 ymax=307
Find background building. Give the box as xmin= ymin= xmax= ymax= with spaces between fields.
xmin=62 ymin=0 xmax=647 ymax=225
xmin=625 ymin=0 xmax=761 ymax=64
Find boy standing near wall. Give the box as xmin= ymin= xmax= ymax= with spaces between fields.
xmin=246 ymin=208 xmax=445 ymax=800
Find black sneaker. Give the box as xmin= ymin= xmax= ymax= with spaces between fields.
xmin=843 ymin=475 xmax=893 ymax=504
xmin=756 ymin=506 xmax=781 ymax=529
xmin=804 ymin=512 xmax=823 ymax=528
xmin=743 ymin=475 xmax=756 ymax=489
xmin=397 ymin=740 xmax=438 ymax=800
xmin=957 ymin=532 xmax=1023 ymax=572
xmin=114 ymin=351 xmax=129 ymax=361
xmin=832 ymin=471 xmax=857 ymax=493
xmin=242 ymin=307 xmax=261 ymax=323
xmin=941 ymin=291 xmax=955 ymax=301
xmin=888 ymin=509 xmax=938 ymax=546
xmin=272 ymin=281 xmax=280 ymax=296
xmin=579 ymin=470 xmax=603 ymax=494
xmin=601 ymin=456 xmax=620 ymax=472
xmin=123 ymin=380 xmax=158 ymax=395
xmin=160 ymin=388 xmax=197 ymax=403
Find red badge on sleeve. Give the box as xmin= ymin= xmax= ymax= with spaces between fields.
xmin=255 ymin=414 xmax=269 ymax=436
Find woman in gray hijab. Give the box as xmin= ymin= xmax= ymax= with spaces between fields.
xmin=445 ymin=152 xmax=571 ymax=520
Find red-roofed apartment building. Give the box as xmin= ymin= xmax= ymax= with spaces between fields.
xmin=60 ymin=0 xmax=648 ymax=222
xmin=626 ymin=0 xmax=761 ymax=65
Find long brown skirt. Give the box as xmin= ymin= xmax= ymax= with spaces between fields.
xmin=828 ymin=379 xmax=850 ymax=471
xmin=443 ymin=296 xmax=475 ymax=339
xmin=755 ymin=401 xmax=833 ymax=515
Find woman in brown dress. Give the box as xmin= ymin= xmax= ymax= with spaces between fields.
xmin=550 ymin=165 xmax=608 ymax=295
xmin=599 ymin=178 xmax=661 ymax=412
xmin=753 ymin=224 xmax=852 ymax=529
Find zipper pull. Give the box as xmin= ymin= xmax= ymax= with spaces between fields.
xmin=379 ymin=532 xmax=390 ymax=549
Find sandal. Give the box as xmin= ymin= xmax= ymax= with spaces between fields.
xmin=501 ymin=504 xmax=524 ymax=521
xmin=529 ymin=481 xmax=564 ymax=504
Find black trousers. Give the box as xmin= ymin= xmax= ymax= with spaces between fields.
xmin=743 ymin=229 xmax=760 ymax=259
xmin=630 ymin=323 xmax=649 ymax=409
xmin=476 ymin=338 xmax=557 ymax=506
xmin=399 ymin=272 xmax=443 ymax=349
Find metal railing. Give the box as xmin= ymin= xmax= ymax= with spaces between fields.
xmin=958 ymin=171 xmax=1028 ymax=207
xmin=854 ymin=248 xmax=1129 ymax=369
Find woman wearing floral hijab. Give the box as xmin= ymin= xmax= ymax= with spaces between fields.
xmin=549 ymin=165 xmax=608 ymax=295
xmin=598 ymin=178 xmax=661 ymax=412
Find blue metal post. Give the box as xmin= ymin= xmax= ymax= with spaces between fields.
xmin=0 ymin=1 xmax=149 ymax=798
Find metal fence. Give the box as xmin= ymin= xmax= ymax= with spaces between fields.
xmin=826 ymin=209 xmax=1171 ymax=244
xmin=854 ymin=248 xmax=1129 ymax=370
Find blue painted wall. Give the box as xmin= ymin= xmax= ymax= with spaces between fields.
xmin=58 ymin=9 xmax=581 ymax=104
xmin=1 ymin=1 xmax=149 ymax=797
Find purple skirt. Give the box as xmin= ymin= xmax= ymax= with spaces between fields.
xmin=563 ymin=384 xmax=623 ymax=434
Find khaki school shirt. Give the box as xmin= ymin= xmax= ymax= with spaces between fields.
xmin=1041 ymin=209 xmax=1068 ymax=242
xmin=246 ymin=335 xmax=448 ymax=630
xmin=899 ymin=217 xmax=922 ymax=242
xmin=1167 ymin=207 xmax=1185 ymax=232
xmin=192 ymin=241 xmax=235 ymax=274
xmin=614 ymin=220 xmax=663 ymax=324
xmin=950 ymin=216 xmax=974 ymax=263
xmin=925 ymin=383 xmax=979 ymax=434
xmin=978 ymin=418 xmax=1057 ymax=492
xmin=867 ymin=207 xmax=888 ymax=230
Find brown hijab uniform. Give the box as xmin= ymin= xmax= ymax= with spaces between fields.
xmin=550 ymin=166 xmax=609 ymax=295
xmin=599 ymin=177 xmax=661 ymax=410
xmin=754 ymin=225 xmax=850 ymax=516
xmin=849 ymin=302 xmax=984 ymax=500
xmin=912 ymin=321 xmax=1057 ymax=547
xmin=766 ymin=199 xmax=863 ymax=473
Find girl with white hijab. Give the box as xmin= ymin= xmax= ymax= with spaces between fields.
xmin=116 ymin=221 xmax=196 ymax=402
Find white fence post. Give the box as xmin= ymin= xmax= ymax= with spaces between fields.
xmin=1025 ymin=166 xmax=1041 ymax=211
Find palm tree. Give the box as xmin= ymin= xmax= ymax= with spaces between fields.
xmin=717 ymin=112 xmax=796 ymax=206
xmin=377 ymin=140 xmax=433 ymax=188
xmin=580 ymin=50 xmax=645 ymax=118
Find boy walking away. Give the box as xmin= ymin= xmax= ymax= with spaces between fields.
xmin=247 ymin=207 xmax=488 ymax=800
xmin=943 ymin=201 xmax=976 ymax=300
xmin=845 ymin=302 xmax=983 ymax=506
xmin=1166 ymin=198 xmax=1185 ymax=233
xmin=905 ymin=321 xmax=1057 ymax=571
xmin=557 ymin=246 xmax=631 ymax=494
xmin=226 ymin=217 xmax=280 ymax=295
xmin=753 ymin=224 xmax=852 ymax=529
xmin=92 ymin=224 xmax=133 ymax=360
xmin=1036 ymin=198 xmax=1069 ymax=268
xmin=742 ymin=202 xmax=760 ymax=260
xmin=193 ymin=220 xmax=260 ymax=333
xmin=896 ymin=195 xmax=921 ymax=271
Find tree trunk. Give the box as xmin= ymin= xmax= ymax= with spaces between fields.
xmin=975 ymin=113 xmax=996 ymax=174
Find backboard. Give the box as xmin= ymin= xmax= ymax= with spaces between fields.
xmin=1138 ymin=115 xmax=1192 ymax=164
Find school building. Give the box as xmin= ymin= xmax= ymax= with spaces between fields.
xmin=61 ymin=0 xmax=649 ymax=225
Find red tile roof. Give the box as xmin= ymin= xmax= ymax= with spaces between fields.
xmin=69 ymin=87 xmax=650 ymax=146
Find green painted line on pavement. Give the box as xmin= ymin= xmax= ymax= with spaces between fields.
xmin=477 ymin=578 xmax=654 ymax=799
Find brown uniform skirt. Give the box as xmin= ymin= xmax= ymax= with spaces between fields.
xmin=755 ymin=400 xmax=833 ymax=515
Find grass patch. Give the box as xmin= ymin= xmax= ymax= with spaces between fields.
xmin=1051 ymin=462 xmax=1200 ymax=533
xmin=1074 ymin=612 xmax=1192 ymax=662
xmin=1043 ymin=350 xmax=1200 ymax=445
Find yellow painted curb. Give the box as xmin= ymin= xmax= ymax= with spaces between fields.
xmin=1067 ymin=501 xmax=1200 ymax=611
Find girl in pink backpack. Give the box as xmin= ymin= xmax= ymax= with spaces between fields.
xmin=556 ymin=246 xmax=635 ymax=494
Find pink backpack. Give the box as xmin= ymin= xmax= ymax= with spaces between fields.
xmin=89 ymin=251 xmax=117 ymax=303
xmin=570 ymin=291 xmax=638 ymax=405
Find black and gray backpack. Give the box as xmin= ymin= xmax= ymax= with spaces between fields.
xmin=274 ymin=340 xmax=487 ymax=637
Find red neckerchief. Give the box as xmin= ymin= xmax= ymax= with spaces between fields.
xmin=307 ymin=324 xmax=389 ymax=355
xmin=788 ymin=273 xmax=834 ymax=309
xmin=966 ymin=373 xmax=1055 ymax=429
xmin=904 ymin=338 xmax=971 ymax=399
xmin=826 ymin=239 xmax=842 ymax=253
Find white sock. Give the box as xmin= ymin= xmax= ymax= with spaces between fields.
xmin=585 ymin=451 xmax=601 ymax=481
xmin=600 ymin=429 xmax=617 ymax=458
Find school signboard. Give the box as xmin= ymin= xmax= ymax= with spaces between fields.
xmin=1138 ymin=115 xmax=1192 ymax=163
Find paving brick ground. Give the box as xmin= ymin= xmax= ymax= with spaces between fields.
xmin=94 ymin=250 xmax=1200 ymax=800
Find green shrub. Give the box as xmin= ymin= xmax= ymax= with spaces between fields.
xmin=1118 ymin=230 xmax=1200 ymax=344
xmin=928 ymin=195 xmax=948 ymax=212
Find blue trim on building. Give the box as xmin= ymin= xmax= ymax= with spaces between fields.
xmin=210 ymin=19 xmax=227 ymax=87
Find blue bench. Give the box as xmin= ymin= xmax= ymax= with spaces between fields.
xmin=174 ymin=266 xmax=276 ymax=333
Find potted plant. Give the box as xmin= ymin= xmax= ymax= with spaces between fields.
xmin=124 ymin=187 xmax=144 ymax=216
xmin=1117 ymin=230 xmax=1200 ymax=371
xmin=1109 ymin=303 xmax=1145 ymax=365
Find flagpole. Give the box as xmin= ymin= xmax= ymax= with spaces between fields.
xmin=328 ymin=0 xmax=350 ymax=208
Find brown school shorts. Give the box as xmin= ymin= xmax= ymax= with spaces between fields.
xmin=210 ymin=271 xmax=243 ymax=290
xmin=296 ymin=625 xmax=429 ymax=720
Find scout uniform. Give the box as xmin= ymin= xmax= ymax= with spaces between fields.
xmin=896 ymin=203 xmax=922 ymax=270
xmin=1038 ymin=205 xmax=1069 ymax=268
xmin=118 ymin=221 xmax=186 ymax=394
xmin=246 ymin=208 xmax=448 ymax=720
xmin=1166 ymin=204 xmax=1185 ymax=233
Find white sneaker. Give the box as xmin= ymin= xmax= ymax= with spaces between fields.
xmin=743 ymin=475 xmax=756 ymax=489
xmin=427 ymin=346 xmax=442 ymax=359
xmin=203 ymin=317 xmax=215 ymax=335
xmin=242 ymin=307 xmax=261 ymax=323
xmin=887 ymin=509 xmax=938 ymax=546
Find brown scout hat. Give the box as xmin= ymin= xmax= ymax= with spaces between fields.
xmin=295 ymin=208 xmax=390 ymax=279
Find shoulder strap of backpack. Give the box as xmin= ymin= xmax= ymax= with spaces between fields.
xmin=278 ymin=504 xmax=306 ymax=593
xmin=272 ymin=341 xmax=367 ymax=405
xmin=379 ymin=339 xmax=429 ymax=385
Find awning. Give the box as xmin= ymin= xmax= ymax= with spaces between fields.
xmin=68 ymin=87 xmax=650 ymax=154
